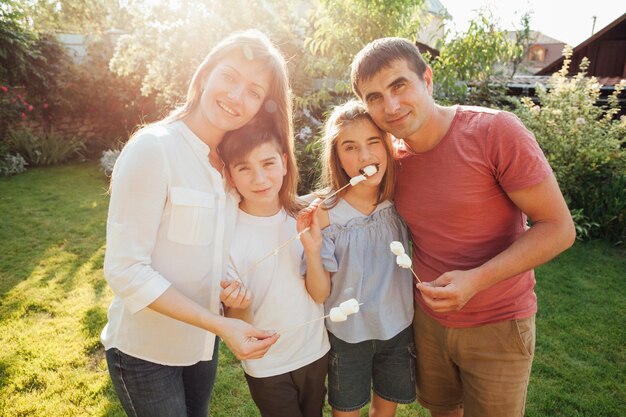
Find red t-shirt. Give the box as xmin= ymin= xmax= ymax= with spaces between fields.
xmin=395 ymin=106 xmax=552 ymax=328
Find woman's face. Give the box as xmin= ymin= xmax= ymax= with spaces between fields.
xmin=199 ymin=52 xmax=272 ymax=134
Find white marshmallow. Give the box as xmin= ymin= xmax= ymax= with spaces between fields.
xmin=396 ymin=253 xmax=412 ymax=268
xmin=349 ymin=174 xmax=367 ymax=186
xmin=362 ymin=164 xmax=378 ymax=176
xmin=339 ymin=298 xmax=360 ymax=315
xmin=389 ymin=241 xmax=405 ymax=256
xmin=329 ymin=307 xmax=348 ymax=322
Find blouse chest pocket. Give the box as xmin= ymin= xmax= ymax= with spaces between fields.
xmin=167 ymin=187 xmax=216 ymax=246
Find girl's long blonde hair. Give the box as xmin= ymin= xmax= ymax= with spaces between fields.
xmin=317 ymin=100 xmax=395 ymax=208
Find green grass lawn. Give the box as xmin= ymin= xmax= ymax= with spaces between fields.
xmin=0 ymin=162 xmax=624 ymax=417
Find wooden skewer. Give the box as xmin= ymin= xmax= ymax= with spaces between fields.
xmin=238 ymin=227 xmax=310 ymax=278
xmin=409 ymin=267 xmax=422 ymax=284
xmin=277 ymin=302 xmax=364 ymax=334
xmin=237 ymin=172 xmax=372 ymax=278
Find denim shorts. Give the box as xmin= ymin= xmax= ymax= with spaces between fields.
xmin=327 ymin=326 xmax=416 ymax=411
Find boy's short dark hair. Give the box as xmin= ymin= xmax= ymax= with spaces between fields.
xmin=218 ymin=118 xmax=281 ymax=168
xmin=351 ymin=37 xmax=428 ymax=98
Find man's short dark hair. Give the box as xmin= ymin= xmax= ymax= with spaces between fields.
xmin=351 ymin=37 xmax=428 ymax=98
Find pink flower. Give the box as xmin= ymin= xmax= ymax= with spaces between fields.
xmin=20 ymin=112 xmax=26 ymax=120
xmin=1 ymin=86 xmax=7 ymax=92
xmin=43 ymin=103 xmax=49 ymax=109
xmin=28 ymin=105 xmax=33 ymax=111
xmin=17 ymin=94 xmax=22 ymax=99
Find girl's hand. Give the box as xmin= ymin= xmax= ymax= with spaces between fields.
xmin=220 ymin=279 xmax=252 ymax=310
xmin=297 ymin=202 xmax=322 ymax=253
xmin=219 ymin=317 xmax=280 ymax=360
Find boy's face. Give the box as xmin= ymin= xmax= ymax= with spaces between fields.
xmin=357 ymin=59 xmax=434 ymax=142
xmin=228 ymin=142 xmax=287 ymax=216
xmin=336 ymin=119 xmax=387 ymax=189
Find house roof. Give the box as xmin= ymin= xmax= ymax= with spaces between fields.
xmin=425 ymin=0 xmax=449 ymax=17
xmin=537 ymin=12 xmax=626 ymax=76
xmin=507 ymin=30 xmax=565 ymax=45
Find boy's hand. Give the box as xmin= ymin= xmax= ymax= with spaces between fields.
xmin=220 ymin=279 xmax=252 ymax=310
xmin=297 ymin=202 xmax=322 ymax=252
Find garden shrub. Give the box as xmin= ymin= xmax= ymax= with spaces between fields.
xmin=0 ymin=153 xmax=27 ymax=176
xmin=100 ymin=148 xmax=121 ymax=176
xmin=6 ymin=128 xmax=86 ymax=166
xmin=515 ymin=47 xmax=626 ymax=242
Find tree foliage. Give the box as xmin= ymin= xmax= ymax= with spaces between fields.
xmin=300 ymin=0 xmax=426 ymax=110
xmin=430 ymin=7 xmax=529 ymax=106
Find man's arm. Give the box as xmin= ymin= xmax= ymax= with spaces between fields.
xmin=417 ymin=174 xmax=576 ymax=312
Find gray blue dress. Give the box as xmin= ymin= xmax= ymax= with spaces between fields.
xmin=317 ymin=199 xmax=414 ymax=343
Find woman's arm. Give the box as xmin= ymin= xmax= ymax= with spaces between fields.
xmin=149 ymin=287 xmax=277 ymax=359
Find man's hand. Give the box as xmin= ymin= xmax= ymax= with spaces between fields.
xmin=220 ymin=279 xmax=252 ymax=310
xmin=416 ymin=269 xmax=481 ymax=312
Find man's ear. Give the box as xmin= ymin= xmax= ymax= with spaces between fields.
xmin=424 ymin=66 xmax=434 ymax=95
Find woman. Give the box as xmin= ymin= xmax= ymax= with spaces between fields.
xmin=101 ymin=30 xmax=289 ymax=417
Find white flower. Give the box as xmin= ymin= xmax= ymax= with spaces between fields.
xmin=575 ymin=117 xmax=586 ymax=125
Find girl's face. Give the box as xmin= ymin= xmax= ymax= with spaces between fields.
xmin=228 ymin=142 xmax=287 ymax=216
xmin=335 ymin=119 xmax=388 ymax=188
xmin=199 ymin=53 xmax=272 ymax=134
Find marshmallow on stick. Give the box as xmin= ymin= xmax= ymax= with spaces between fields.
xmin=389 ymin=241 xmax=422 ymax=283
xmin=239 ymin=165 xmax=379 ymax=277
xmin=277 ymin=298 xmax=362 ymax=333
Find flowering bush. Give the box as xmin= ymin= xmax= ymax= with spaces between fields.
xmin=0 ymin=153 xmax=27 ymax=177
xmin=99 ymin=148 xmax=121 ymax=176
xmin=515 ymin=47 xmax=626 ymax=242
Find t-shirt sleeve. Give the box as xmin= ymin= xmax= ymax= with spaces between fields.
xmin=299 ymin=231 xmax=339 ymax=276
xmin=487 ymin=111 xmax=553 ymax=193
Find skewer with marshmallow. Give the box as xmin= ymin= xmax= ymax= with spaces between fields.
xmin=277 ymin=298 xmax=362 ymax=333
xmin=238 ymin=165 xmax=379 ymax=278
xmin=389 ymin=241 xmax=422 ymax=283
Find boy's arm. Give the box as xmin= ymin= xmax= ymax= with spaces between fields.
xmin=297 ymin=203 xmax=331 ymax=304
xmin=220 ymin=275 xmax=254 ymax=323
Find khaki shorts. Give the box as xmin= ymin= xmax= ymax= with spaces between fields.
xmin=412 ymin=307 xmax=535 ymax=417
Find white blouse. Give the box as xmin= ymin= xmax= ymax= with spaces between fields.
xmin=101 ymin=120 xmax=238 ymax=366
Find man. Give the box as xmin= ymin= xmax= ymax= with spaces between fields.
xmin=350 ymin=37 xmax=575 ymax=417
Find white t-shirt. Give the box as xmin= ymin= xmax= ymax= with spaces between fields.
xmin=228 ymin=208 xmax=329 ymax=378
xmin=101 ymin=120 xmax=238 ymax=365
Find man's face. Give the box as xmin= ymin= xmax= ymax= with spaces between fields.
xmin=357 ymin=59 xmax=434 ymax=141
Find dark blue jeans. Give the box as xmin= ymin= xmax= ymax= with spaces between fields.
xmin=106 ymin=338 xmax=219 ymax=417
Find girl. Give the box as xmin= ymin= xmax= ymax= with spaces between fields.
xmin=101 ymin=30 xmax=287 ymax=417
xmin=300 ymin=100 xmax=415 ymax=417
xmin=219 ymin=121 xmax=330 ymax=417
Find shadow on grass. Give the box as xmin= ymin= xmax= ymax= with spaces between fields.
xmin=0 ymin=163 xmax=110 ymax=311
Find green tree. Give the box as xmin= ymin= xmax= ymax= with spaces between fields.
xmin=109 ymin=0 xmax=304 ymax=109
xmin=429 ymin=7 xmax=520 ymax=106
xmin=300 ymin=0 xmax=425 ymax=110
